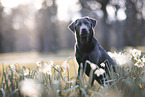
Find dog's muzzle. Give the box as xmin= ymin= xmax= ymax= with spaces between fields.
xmin=80 ymin=29 xmax=89 ymax=37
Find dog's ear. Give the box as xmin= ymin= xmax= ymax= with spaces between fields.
xmin=89 ymin=18 xmax=97 ymax=28
xmin=86 ymin=17 xmax=97 ymax=28
xmin=68 ymin=21 xmax=76 ymax=33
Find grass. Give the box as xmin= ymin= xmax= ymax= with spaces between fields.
xmin=0 ymin=49 xmax=145 ymax=97
xmin=0 ymin=58 xmax=77 ymax=85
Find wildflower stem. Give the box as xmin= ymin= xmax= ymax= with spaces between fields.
xmin=52 ymin=66 xmax=64 ymax=81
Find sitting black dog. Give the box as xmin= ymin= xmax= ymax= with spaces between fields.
xmin=68 ymin=17 xmax=115 ymax=85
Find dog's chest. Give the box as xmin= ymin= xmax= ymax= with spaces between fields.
xmin=75 ymin=49 xmax=98 ymax=65
xmin=76 ymin=52 xmax=89 ymax=63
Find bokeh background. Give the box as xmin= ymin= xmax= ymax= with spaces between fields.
xmin=0 ymin=0 xmax=145 ymax=60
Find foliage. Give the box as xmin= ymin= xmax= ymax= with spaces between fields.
xmin=0 ymin=49 xmax=145 ymax=97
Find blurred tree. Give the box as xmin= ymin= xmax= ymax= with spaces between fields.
xmin=0 ymin=4 xmax=37 ymax=53
xmin=78 ymin=0 xmax=145 ymax=50
xmin=2 ymin=5 xmax=34 ymax=52
xmin=0 ymin=0 xmax=144 ymax=53
xmin=35 ymin=0 xmax=58 ymax=52
xmin=0 ymin=2 xmax=3 ymax=52
xmin=2 ymin=11 xmax=16 ymax=52
xmin=124 ymin=0 xmax=145 ymax=46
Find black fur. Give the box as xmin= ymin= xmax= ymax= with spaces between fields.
xmin=68 ymin=17 xmax=115 ymax=85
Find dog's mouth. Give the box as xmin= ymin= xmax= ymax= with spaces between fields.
xmin=80 ymin=34 xmax=89 ymax=37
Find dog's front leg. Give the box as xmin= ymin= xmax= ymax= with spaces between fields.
xmin=91 ymin=76 xmax=95 ymax=86
xmin=76 ymin=63 xmax=80 ymax=86
xmin=76 ymin=63 xmax=82 ymax=85
xmin=76 ymin=62 xmax=88 ymax=87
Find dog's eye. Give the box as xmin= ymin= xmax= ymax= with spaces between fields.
xmin=77 ymin=23 xmax=81 ymax=26
xmin=84 ymin=22 xmax=89 ymax=25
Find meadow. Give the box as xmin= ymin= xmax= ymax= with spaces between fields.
xmin=0 ymin=49 xmax=145 ymax=97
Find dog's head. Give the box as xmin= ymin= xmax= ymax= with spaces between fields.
xmin=68 ymin=17 xmax=97 ymax=44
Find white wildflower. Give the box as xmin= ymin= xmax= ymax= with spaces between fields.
xmin=129 ymin=49 xmax=141 ymax=60
xmin=48 ymin=60 xmax=54 ymax=67
xmin=19 ymin=79 xmax=42 ymax=97
xmin=10 ymin=64 xmax=16 ymax=69
xmin=61 ymin=57 xmax=72 ymax=69
xmin=90 ymin=63 xmax=97 ymax=70
xmin=39 ymin=63 xmax=52 ymax=75
xmin=62 ymin=60 xmax=70 ymax=68
xmin=8 ymin=65 xmax=17 ymax=76
xmin=94 ymin=68 xmax=105 ymax=77
xmin=134 ymin=59 xmax=144 ymax=68
xmin=100 ymin=63 xmax=105 ymax=67
xmin=108 ymin=52 xmax=130 ymax=65
xmin=23 ymin=68 xmax=29 ymax=76
xmin=116 ymin=52 xmax=129 ymax=65
xmin=46 ymin=70 xmax=52 ymax=75
xmin=141 ymin=56 xmax=145 ymax=62
xmin=86 ymin=60 xmax=99 ymax=70
xmin=55 ymin=65 xmax=60 ymax=69
xmin=57 ymin=90 xmax=61 ymax=93
xmin=61 ymin=60 xmax=70 ymax=73
xmin=36 ymin=61 xmax=43 ymax=67
xmin=108 ymin=52 xmax=117 ymax=59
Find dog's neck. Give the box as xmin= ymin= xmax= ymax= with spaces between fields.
xmin=76 ymin=35 xmax=96 ymax=53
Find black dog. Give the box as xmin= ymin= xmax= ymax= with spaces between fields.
xmin=68 ymin=17 xmax=115 ymax=85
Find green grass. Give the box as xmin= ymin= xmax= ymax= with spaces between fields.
xmin=0 ymin=49 xmax=145 ymax=97
xmin=0 ymin=59 xmax=77 ymax=85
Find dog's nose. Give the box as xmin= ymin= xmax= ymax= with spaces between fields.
xmin=82 ymin=29 xmax=87 ymax=32
xmin=81 ymin=28 xmax=88 ymax=35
